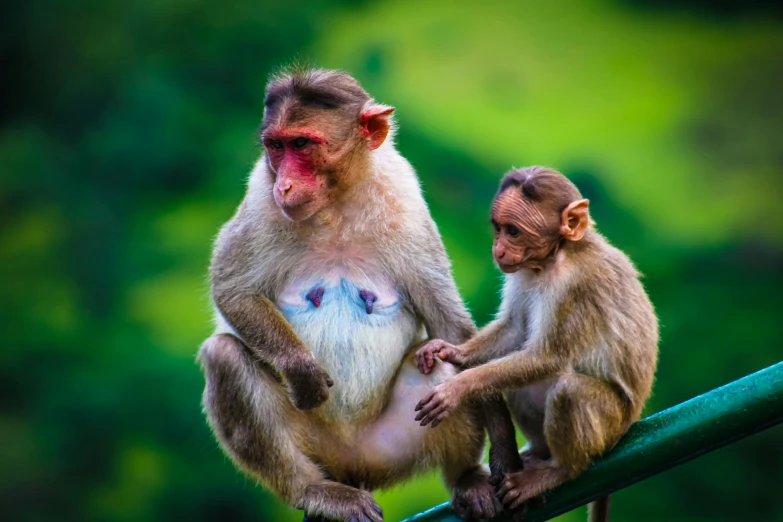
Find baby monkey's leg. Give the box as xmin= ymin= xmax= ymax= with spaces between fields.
xmin=484 ymin=394 xmax=524 ymax=483
xmin=498 ymin=374 xmax=627 ymax=510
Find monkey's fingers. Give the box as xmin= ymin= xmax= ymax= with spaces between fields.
xmin=501 ymin=488 xmax=521 ymax=507
xmin=349 ymin=498 xmax=383 ymax=522
xmin=414 ymin=393 xmax=441 ymax=419
xmin=415 ymin=347 xmax=435 ymax=374
xmin=507 ymin=493 xmax=527 ymax=511
xmin=414 ymin=401 xmax=440 ymax=422
xmin=418 ymin=404 xmax=447 ymax=426
xmin=415 ymin=356 xmax=425 ymax=374
xmin=423 ymin=349 xmax=434 ymax=374
xmin=364 ymin=501 xmax=383 ymax=522
xmin=430 ymin=409 xmax=451 ymax=428
xmin=414 ymin=351 xmax=424 ymax=373
xmin=415 ymin=391 xmax=437 ymax=412
xmin=439 ymin=347 xmax=466 ymax=366
xmin=496 ymin=479 xmax=514 ymax=498
xmin=360 ymin=506 xmax=383 ymax=522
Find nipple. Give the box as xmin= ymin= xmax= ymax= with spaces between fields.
xmin=359 ymin=290 xmax=377 ymax=315
xmin=306 ymin=287 xmax=325 ymax=308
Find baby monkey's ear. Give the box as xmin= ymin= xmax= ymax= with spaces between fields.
xmin=560 ymin=199 xmax=590 ymax=241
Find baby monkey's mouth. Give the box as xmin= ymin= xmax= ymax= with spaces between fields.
xmin=496 ymin=260 xmax=523 ymax=273
xmin=497 ymin=259 xmax=546 ymax=274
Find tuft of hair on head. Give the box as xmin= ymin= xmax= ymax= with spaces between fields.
xmin=262 ymin=64 xmax=372 ymax=130
xmin=498 ymin=166 xmax=583 ymax=212
xmin=269 ymin=56 xmax=317 ymax=81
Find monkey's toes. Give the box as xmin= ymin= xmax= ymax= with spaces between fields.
xmin=497 ymin=474 xmax=536 ymax=511
xmin=300 ymin=482 xmax=382 ymax=522
xmin=452 ymin=474 xmax=502 ymax=521
xmin=342 ymin=490 xmax=382 ymax=522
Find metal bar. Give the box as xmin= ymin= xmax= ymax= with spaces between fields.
xmin=402 ymin=361 xmax=783 ymax=522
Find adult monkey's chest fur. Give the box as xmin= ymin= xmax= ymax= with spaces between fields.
xmin=277 ymin=267 xmax=421 ymax=421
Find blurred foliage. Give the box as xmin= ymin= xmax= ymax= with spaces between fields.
xmin=1 ymin=1 xmax=782 ymax=521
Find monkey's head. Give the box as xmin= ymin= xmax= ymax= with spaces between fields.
xmin=260 ymin=67 xmax=395 ymax=221
xmin=491 ymin=167 xmax=590 ymax=274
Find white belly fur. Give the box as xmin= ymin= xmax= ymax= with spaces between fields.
xmin=278 ymin=268 xmax=421 ymax=421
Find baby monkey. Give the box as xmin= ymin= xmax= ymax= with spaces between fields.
xmin=415 ymin=166 xmax=658 ymax=518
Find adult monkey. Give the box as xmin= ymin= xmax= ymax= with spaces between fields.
xmin=198 ymin=67 xmax=503 ymax=522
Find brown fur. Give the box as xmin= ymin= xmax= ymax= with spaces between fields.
xmin=199 ymin=68 xmax=497 ymax=522
xmin=416 ymin=166 xmax=658 ymax=520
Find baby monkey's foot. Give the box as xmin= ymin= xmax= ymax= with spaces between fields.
xmin=497 ymin=470 xmax=537 ymax=512
xmin=497 ymin=467 xmax=569 ymax=512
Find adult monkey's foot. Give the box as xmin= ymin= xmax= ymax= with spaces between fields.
xmin=451 ymin=466 xmax=502 ymax=521
xmin=297 ymin=481 xmax=383 ymax=522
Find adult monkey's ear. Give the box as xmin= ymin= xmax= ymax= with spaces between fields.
xmin=560 ymin=199 xmax=590 ymax=241
xmin=360 ymin=105 xmax=395 ymax=150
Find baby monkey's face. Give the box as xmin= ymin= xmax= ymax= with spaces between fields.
xmin=490 ymin=189 xmax=560 ymax=274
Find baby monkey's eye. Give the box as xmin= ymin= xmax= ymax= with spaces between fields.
xmin=506 ymin=224 xmax=520 ymax=238
xmin=291 ymin=137 xmax=310 ymax=149
xmin=492 ymin=221 xmax=501 ymax=233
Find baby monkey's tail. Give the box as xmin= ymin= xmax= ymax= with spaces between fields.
xmin=588 ymin=495 xmax=611 ymax=522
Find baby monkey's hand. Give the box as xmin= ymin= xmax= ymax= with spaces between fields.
xmin=415 ymin=377 xmax=467 ymax=427
xmin=415 ymin=339 xmax=468 ymax=374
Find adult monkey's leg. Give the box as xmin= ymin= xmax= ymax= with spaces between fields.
xmin=359 ymin=358 xmax=501 ymax=521
xmin=199 ymin=333 xmax=382 ymax=522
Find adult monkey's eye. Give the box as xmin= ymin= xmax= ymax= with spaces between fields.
xmin=506 ymin=224 xmax=520 ymax=237
xmin=266 ymin=139 xmax=284 ymax=150
xmin=291 ymin=137 xmax=310 ymax=149
xmin=492 ymin=221 xmax=501 ymax=233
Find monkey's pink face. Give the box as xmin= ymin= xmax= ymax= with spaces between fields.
xmin=263 ymin=128 xmax=332 ymax=221
xmin=491 ymin=227 xmax=554 ymax=274
xmin=491 ymin=191 xmax=558 ymax=274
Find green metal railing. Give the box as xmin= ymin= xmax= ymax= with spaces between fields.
xmin=402 ymin=361 xmax=783 ymax=522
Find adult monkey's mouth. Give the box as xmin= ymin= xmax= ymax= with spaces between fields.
xmin=281 ymin=199 xmax=313 ymax=210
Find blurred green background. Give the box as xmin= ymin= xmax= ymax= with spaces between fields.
xmin=2 ymin=0 xmax=782 ymax=521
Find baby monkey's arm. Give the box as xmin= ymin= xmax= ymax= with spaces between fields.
xmin=415 ymin=344 xmax=563 ymax=427
xmin=415 ymin=316 xmax=522 ymax=374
